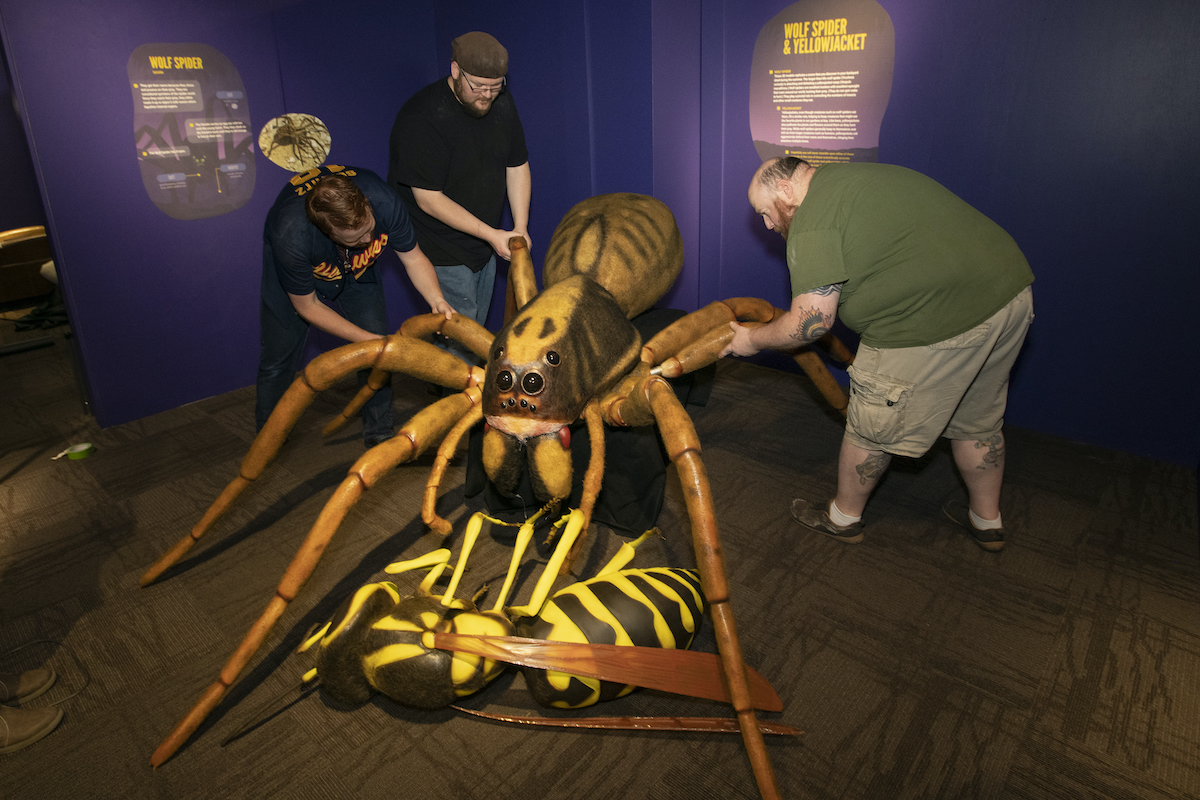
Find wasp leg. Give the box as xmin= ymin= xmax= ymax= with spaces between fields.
xmin=438 ymin=511 xmax=487 ymax=606
xmin=505 ymin=509 xmax=586 ymax=619
xmin=593 ymin=528 xmax=656 ymax=577
xmin=148 ymin=392 xmax=472 ymax=768
xmin=487 ymin=508 xmax=543 ymax=614
xmin=384 ymin=548 xmax=452 ymax=579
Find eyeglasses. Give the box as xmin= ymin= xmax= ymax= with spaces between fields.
xmin=461 ymin=71 xmax=506 ymax=96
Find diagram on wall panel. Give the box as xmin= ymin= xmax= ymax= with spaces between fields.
xmin=128 ymin=44 xmax=255 ymax=220
xmin=750 ymin=0 xmax=894 ymax=165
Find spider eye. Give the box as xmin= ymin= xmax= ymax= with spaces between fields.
xmin=496 ymin=371 xmax=514 ymax=391
xmin=521 ymin=372 xmax=545 ymax=395
xmin=545 ymin=350 xmax=560 ymax=366
xmin=494 ymin=347 xmax=504 ymax=360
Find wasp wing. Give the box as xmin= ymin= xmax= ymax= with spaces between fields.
xmin=432 ymin=633 xmax=782 ymax=712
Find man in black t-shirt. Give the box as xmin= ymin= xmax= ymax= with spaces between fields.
xmin=388 ymin=31 xmax=531 ymax=358
xmin=258 ymin=166 xmax=453 ymax=446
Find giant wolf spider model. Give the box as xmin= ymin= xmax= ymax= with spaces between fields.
xmin=141 ymin=192 xmax=851 ymax=799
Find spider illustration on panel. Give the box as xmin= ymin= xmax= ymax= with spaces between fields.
xmin=258 ymin=113 xmax=332 ymax=173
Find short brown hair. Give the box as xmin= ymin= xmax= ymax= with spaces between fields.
xmin=304 ymin=174 xmax=370 ymax=235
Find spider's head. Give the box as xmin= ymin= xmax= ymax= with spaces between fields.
xmin=481 ymin=275 xmax=640 ymax=502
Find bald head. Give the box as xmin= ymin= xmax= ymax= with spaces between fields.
xmin=749 ymin=157 xmax=813 ymax=239
xmin=754 ymin=157 xmax=807 ymax=190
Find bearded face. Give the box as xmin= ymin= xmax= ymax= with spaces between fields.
xmin=770 ymin=195 xmax=796 ymax=239
xmin=749 ymin=181 xmax=798 ymax=240
xmin=450 ymin=71 xmax=500 ymax=118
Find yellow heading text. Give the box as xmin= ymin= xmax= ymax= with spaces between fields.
xmin=147 ymin=55 xmax=205 ymax=70
xmin=782 ymin=19 xmax=867 ymax=55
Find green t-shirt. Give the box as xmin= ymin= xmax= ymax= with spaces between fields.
xmin=787 ymin=163 xmax=1034 ymax=347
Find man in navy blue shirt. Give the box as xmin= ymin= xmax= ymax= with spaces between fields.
xmin=258 ymin=165 xmax=453 ymax=446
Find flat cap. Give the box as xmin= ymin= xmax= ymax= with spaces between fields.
xmin=452 ymin=31 xmax=508 ymax=78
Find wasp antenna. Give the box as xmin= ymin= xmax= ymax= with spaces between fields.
xmin=220 ymin=677 xmax=318 ymax=749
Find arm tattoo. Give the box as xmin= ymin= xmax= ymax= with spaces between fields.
xmin=790 ymin=308 xmax=831 ymax=344
xmin=789 ymin=283 xmax=841 ymax=343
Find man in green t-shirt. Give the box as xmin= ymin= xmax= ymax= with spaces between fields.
xmin=725 ymin=157 xmax=1034 ymax=551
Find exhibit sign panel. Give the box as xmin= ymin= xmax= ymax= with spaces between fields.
xmin=128 ymin=44 xmax=255 ymax=220
xmin=750 ymin=0 xmax=894 ymax=164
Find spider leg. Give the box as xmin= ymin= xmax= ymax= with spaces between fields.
xmin=504 ymin=236 xmax=538 ymax=318
xmin=640 ymin=297 xmax=775 ymax=366
xmin=422 ymin=397 xmax=484 ymax=534
xmin=323 ymin=314 xmax=492 ymax=436
xmin=140 ymin=335 xmax=473 ymax=587
xmin=607 ymin=375 xmax=782 ymax=800
xmin=149 ymin=391 xmax=474 ymax=768
xmin=562 ymin=401 xmax=606 ymax=573
xmin=644 ymin=298 xmax=852 ymax=417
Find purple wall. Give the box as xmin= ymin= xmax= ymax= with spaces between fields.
xmin=0 ymin=40 xmax=44 ymax=230
xmin=1 ymin=0 xmax=286 ymax=425
xmin=651 ymin=0 xmax=1200 ymax=467
xmin=266 ymin=0 xmax=441 ymax=357
xmin=652 ymin=0 xmax=703 ymax=312
xmin=2 ymin=0 xmax=1197 ymax=466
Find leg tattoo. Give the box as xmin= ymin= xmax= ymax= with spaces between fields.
xmin=973 ymin=435 xmax=1005 ymax=470
xmin=856 ymin=452 xmax=891 ymax=485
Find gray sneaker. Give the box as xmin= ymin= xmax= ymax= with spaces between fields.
xmin=0 ymin=668 xmax=56 ymax=704
xmin=0 ymin=704 xmax=63 ymax=754
xmin=791 ymin=498 xmax=864 ymax=544
xmin=942 ymin=498 xmax=1005 ymax=551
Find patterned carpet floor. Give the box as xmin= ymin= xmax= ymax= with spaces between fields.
xmin=2 ymin=319 xmax=1198 ymax=800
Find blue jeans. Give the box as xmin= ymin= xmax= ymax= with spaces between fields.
xmin=255 ymin=278 xmax=393 ymax=441
xmin=435 ymin=256 xmax=496 ymax=364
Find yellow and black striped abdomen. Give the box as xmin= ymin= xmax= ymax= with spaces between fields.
xmin=514 ymin=567 xmax=704 ymax=708
xmin=542 ymin=193 xmax=684 ymax=320
xmin=315 ymin=593 xmax=513 ymax=710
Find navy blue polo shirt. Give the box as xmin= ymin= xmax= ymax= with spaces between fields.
xmin=261 ymin=165 xmax=417 ymax=322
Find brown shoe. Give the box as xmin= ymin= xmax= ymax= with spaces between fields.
xmin=0 ymin=704 xmax=63 ymax=754
xmin=0 ymin=668 xmax=56 ymax=704
xmin=791 ymin=498 xmax=864 ymax=544
xmin=942 ymin=498 xmax=1005 ymax=551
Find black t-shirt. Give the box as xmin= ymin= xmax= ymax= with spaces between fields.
xmin=387 ymin=78 xmax=528 ymax=270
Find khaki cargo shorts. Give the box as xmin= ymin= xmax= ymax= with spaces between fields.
xmin=843 ymin=286 xmax=1034 ymax=458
